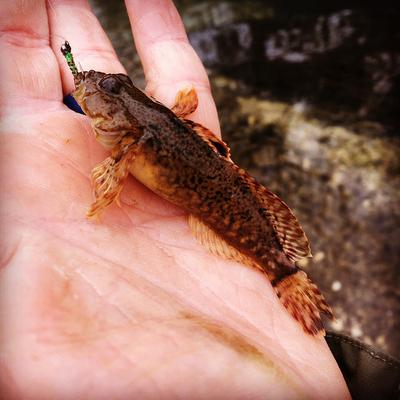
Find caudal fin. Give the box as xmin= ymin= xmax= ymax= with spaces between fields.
xmin=274 ymin=271 xmax=334 ymax=336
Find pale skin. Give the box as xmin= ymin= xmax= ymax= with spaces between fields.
xmin=0 ymin=1 xmax=350 ymax=399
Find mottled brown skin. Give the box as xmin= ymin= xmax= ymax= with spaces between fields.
xmin=71 ymin=70 xmax=332 ymax=335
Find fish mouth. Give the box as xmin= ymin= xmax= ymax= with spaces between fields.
xmin=72 ymin=69 xmax=92 ymax=101
xmin=73 ymin=71 xmax=85 ymax=87
xmin=72 ymin=83 xmax=85 ymax=104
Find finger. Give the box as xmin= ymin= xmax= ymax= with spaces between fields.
xmin=48 ymin=0 xmax=125 ymax=95
xmin=0 ymin=0 xmax=62 ymax=111
xmin=125 ymin=0 xmax=221 ymax=136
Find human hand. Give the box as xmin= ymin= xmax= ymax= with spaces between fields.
xmin=0 ymin=1 xmax=350 ymax=398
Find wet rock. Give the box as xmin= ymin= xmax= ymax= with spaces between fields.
xmin=183 ymin=3 xmax=400 ymax=130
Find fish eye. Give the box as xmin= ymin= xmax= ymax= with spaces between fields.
xmin=98 ymin=76 xmax=122 ymax=94
xmin=115 ymin=73 xmax=134 ymax=87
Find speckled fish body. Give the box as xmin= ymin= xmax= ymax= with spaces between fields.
xmin=131 ymin=122 xmax=294 ymax=279
xmin=70 ymin=69 xmax=333 ymax=336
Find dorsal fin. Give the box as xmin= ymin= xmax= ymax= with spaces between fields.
xmin=184 ymin=118 xmax=310 ymax=262
xmin=171 ymin=87 xmax=198 ymax=117
xmin=232 ymin=165 xmax=312 ymax=262
xmin=184 ymin=119 xmax=232 ymax=160
xmin=257 ymin=186 xmax=312 ymax=262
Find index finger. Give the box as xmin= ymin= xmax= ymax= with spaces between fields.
xmin=48 ymin=0 xmax=125 ymax=95
xmin=125 ymin=0 xmax=221 ymax=136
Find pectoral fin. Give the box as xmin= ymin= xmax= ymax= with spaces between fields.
xmin=87 ymin=134 xmax=139 ymax=218
xmin=86 ymin=156 xmax=128 ymax=218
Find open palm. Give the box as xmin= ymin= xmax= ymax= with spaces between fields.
xmin=0 ymin=1 xmax=349 ymax=399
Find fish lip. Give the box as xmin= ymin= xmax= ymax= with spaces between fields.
xmin=72 ymin=84 xmax=86 ymax=108
xmin=73 ymin=71 xmax=85 ymax=88
xmin=71 ymin=72 xmax=88 ymax=107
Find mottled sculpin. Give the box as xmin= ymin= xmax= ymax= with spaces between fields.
xmin=61 ymin=41 xmax=333 ymax=336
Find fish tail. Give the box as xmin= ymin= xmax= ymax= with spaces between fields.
xmin=272 ymin=270 xmax=334 ymax=336
xmin=187 ymin=215 xmax=333 ymax=336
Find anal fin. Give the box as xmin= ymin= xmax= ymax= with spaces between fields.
xmin=188 ymin=215 xmax=261 ymax=271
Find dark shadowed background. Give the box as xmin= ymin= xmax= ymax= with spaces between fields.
xmin=89 ymin=0 xmax=400 ymax=359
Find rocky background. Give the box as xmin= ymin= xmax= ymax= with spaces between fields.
xmin=90 ymin=0 xmax=400 ymax=359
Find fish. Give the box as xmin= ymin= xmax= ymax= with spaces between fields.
xmin=61 ymin=41 xmax=333 ymax=336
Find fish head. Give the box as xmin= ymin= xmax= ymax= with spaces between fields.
xmin=72 ymin=70 xmax=140 ymax=149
